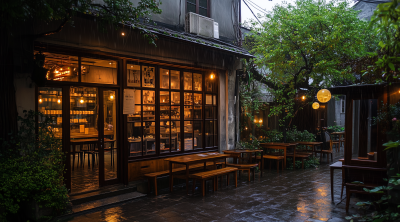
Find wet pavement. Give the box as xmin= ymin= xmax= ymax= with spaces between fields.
xmin=67 ymin=151 xmax=363 ymax=222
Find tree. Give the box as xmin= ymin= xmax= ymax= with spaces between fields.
xmin=246 ymin=0 xmax=375 ymax=141
xmin=0 ymin=0 xmax=162 ymax=140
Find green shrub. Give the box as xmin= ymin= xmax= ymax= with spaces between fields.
xmin=326 ymin=125 xmax=344 ymax=133
xmin=0 ymin=110 xmax=69 ymax=221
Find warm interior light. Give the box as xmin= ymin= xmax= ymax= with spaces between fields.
xmin=110 ymin=95 xmax=114 ymax=100
xmin=80 ymin=99 xmax=84 ymax=104
xmin=302 ymin=95 xmax=305 ymax=100
xmin=259 ymin=119 xmax=263 ymax=123
xmin=210 ymin=73 xmax=215 ymax=80
xmin=109 ymin=62 xmax=112 ymax=65
xmin=121 ymin=32 xmax=125 ymax=36
xmin=39 ymin=98 xmax=43 ymax=103
xmin=312 ymin=102 xmax=320 ymax=109
xmin=245 ymin=127 xmax=248 ymax=130
xmin=254 ymin=119 xmax=257 ymax=123
xmin=57 ymin=99 xmax=61 ymax=104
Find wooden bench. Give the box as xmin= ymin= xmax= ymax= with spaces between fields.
xmin=225 ymin=163 xmax=258 ymax=181
xmin=144 ymin=162 xmax=215 ymax=195
xmin=190 ymin=167 xmax=238 ymax=196
xmin=256 ymin=155 xmax=284 ymax=173
xmin=286 ymin=153 xmax=311 ymax=169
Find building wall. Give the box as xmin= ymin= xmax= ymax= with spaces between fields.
xmin=353 ymin=1 xmax=389 ymax=21
xmin=131 ymin=0 xmax=239 ymax=42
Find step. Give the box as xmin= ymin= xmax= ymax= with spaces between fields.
xmin=58 ymin=192 xmax=146 ymax=220
xmin=70 ymin=184 xmax=137 ymax=205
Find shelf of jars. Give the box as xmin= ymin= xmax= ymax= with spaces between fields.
xmin=38 ymin=88 xmax=63 ymax=137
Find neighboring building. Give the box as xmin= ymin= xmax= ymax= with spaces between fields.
xmin=14 ymin=0 xmax=251 ymax=193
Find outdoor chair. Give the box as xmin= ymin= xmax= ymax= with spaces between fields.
xmin=314 ymin=140 xmax=333 ymax=163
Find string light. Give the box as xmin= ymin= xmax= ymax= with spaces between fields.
xmin=210 ymin=73 xmax=215 ymax=80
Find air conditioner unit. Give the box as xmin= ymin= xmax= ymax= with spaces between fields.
xmin=185 ymin=12 xmax=219 ymax=39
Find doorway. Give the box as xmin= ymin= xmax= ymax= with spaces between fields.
xmin=69 ymin=86 xmax=119 ymax=193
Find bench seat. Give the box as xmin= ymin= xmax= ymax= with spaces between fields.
xmin=225 ymin=163 xmax=258 ymax=181
xmin=190 ymin=167 xmax=238 ymax=196
xmin=145 ymin=162 xmax=215 ymax=195
xmin=256 ymin=155 xmax=284 ymax=173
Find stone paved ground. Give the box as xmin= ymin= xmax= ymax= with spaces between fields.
xmin=67 ymin=151 xmax=364 ymax=222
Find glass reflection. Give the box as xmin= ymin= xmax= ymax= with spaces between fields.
xmin=184 ymin=72 xmax=192 ymax=90
xmin=171 ymin=70 xmax=180 ymax=89
xmin=160 ymin=69 xmax=169 ymax=89
xmin=143 ymin=122 xmax=156 ymax=155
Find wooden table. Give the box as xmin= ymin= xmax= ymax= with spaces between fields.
xmin=222 ymin=149 xmax=264 ymax=177
xmin=330 ymin=161 xmax=343 ymax=202
xmin=165 ymin=152 xmax=230 ymax=194
xmin=260 ymin=143 xmax=297 ymax=169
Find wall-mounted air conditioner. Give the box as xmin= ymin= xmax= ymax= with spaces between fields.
xmin=185 ymin=12 xmax=219 ymax=39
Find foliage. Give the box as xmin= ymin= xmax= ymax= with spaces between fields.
xmin=326 ymin=125 xmax=345 ymax=133
xmin=240 ymin=60 xmax=269 ymax=128
xmin=1 ymin=0 xmax=162 ymax=44
xmin=286 ymin=157 xmax=320 ymax=170
xmin=246 ymin=0 xmax=373 ymax=133
xmin=285 ymin=127 xmax=316 ymax=143
xmin=0 ymin=110 xmax=69 ymax=221
xmin=368 ymin=0 xmax=400 ymax=84
xmin=373 ymin=102 xmax=400 ymax=141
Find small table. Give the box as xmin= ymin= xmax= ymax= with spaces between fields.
xmin=165 ymin=152 xmax=230 ymax=194
xmin=260 ymin=143 xmax=297 ymax=169
xmin=222 ymin=149 xmax=264 ymax=177
xmin=330 ymin=161 xmax=343 ymax=202
xmin=331 ymin=132 xmax=345 ymax=149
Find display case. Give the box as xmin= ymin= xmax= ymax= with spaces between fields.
xmin=38 ymin=87 xmax=63 ymax=138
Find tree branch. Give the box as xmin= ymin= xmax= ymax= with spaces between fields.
xmin=31 ymin=10 xmax=71 ymax=40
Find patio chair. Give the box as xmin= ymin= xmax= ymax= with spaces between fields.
xmin=314 ymin=139 xmax=333 ymax=163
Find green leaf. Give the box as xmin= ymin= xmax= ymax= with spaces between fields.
xmin=389 ymin=63 xmax=395 ymax=71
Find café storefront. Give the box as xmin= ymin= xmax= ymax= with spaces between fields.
xmin=33 ymin=38 xmax=242 ymax=193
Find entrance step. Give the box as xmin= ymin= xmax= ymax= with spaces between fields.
xmin=70 ymin=184 xmax=137 ymax=205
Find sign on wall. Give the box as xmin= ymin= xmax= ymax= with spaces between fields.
xmin=123 ymin=89 xmax=136 ymax=114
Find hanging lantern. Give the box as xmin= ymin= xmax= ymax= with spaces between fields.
xmin=317 ymin=89 xmax=331 ymax=103
xmin=312 ymin=102 xmax=320 ymax=109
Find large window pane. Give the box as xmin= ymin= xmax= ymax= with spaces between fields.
xmin=171 ymin=121 xmax=181 ymax=152
xmin=160 ymin=91 xmax=170 ymax=105
xmin=81 ymin=58 xmax=117 ymax=84
xmin=171 ymin=70 xmax=180 ymax=89
xmin=127 ymin=64 xmax=141 ymax=87
xmin=194 ymin=106 xmax=202 ymax=119
xmin=171 ymin=106 xmax=180 ymax=120
xmin=38 ymin=87 xmax=63 ymax=138
xmin=143 ymin=106 xmax=155 ymax=121
xmin=142 ymin=66 xmax=155 ymax=88
xmin=160 ymin=120 xmax=170 ymax=153
xmin=40 ymin=52 xmax=78 ymax=82
xmin=143 ymin=122 xmax=156 ymax=155
xmin=171 ymin=92 xmax=180 ymax=105
xmin=205 ymin=106 xmax=214 ymax=119
xmin=184 ymin=106 xmax=193 ymax=119
xmin=128 ymin=122 xmax=142 ymax=156
xmin=184 ymin=121 xmax=193 ymax=151
xmin=70 ymin=87 xmax=98 ymax=139
xmin=184 ymin=72 xmax=192 ymax=90
xmin=194 ymin=74 xmax=202 ymax=91
xmin=185 ymin=93 xmax=193 ymax=105
xmin=205 ymin=121 xmax=213 ymax=147
xmin=160 ymin=106 xmax=170 ymax=121
xmin=143 ymin=90 xmax=155 ymax=104
xmin=194 ymin=121 xmax=202 ymax=149
xmin=187 ymin=1 xmax=196 ymax=13
xmin=199 ymin=8 xmax=207 ymax=17
xmin=160 ymin=69 xmax=169 ymax=89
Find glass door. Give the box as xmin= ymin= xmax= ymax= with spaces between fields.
xmin=99 ymin=89 xmax=119 ymax=185
xmin=69 ymin=87 xmax=119 ymax=193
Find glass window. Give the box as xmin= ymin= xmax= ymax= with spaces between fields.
xmin=143 ymin=106 xmax=155 ymax=121
xmin=184 ymin=121 xmax=193 ymax=151
xmin=160 ymin=91 xmax=169 ymax=105
xmin=184 ymin=106 xmax=192 ymax=119
xmin=160 ymin=120 xmax=170 ymax=153
xmin=187 ymin=0 xmax=196 ymax=13
xmin=205 ymin=107 xmax=214 ymax=119
xmin=171 ymin=106 xmax=180 ymax=120
xmin=143 ymin=122 xmax=156 ymax=155
xmin=81 ymin=58 xmax=117 ymax=84
xmin=193 ymin=74 xmax=202 ymax=91
xmin=38 ymin=87 xmax=63 ymax=138
xmin=171 ymin=92 xmax=180 ymax=105
xmin=171 ymin=70 xmax=180 ymax=89
xmin=128 ymin=122 xmax=142 ymax=156
xmin=127 ymin=64 xmax=141 ymax=87
xmin=171 ymin=121 xmax=181 ymax=152
xmin=160 ymin=69 xmax=169 ymax=89
xmin=143 ymin=90 xmax=155 ymax=104
xmin=206 ymin=94 xmax=212 ymax=105
xmin=184 ymin=93 xmax=193 ymax=105
xmin=160 ymin=106 xmax=170 ymax=121
xmin=41 ymin=52 xmax=78 ymax=82
xmin=184 ymin=72 xmax=192 ymax=90
xmin=194 ymin=106 xmax=202 ymax=119
xmin=194 ymin=121 xmax=202 ymax=149
xmin=142 ymin=66 xmax=155 ymax=88
xmin=205 ymin=121 xmax=213 ymax=147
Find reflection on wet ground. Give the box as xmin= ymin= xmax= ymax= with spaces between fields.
xmin=71 ymin=150 xmax=117 ymax=193
xmin=69 ymin=150 xmax=360 ymax=222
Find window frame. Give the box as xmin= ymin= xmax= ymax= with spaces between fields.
xmin=186 ymin=0 xmax=211 ymax=18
